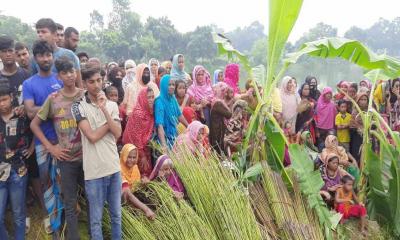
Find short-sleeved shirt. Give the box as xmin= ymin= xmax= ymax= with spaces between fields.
xmin=0 ymin=67 xmax=31 ymax=105
xmin=38 ymin=89 xmax=85 ymax=162
xmin=335 ymin=112 xmax=352 ymax=143
xmin=22 ymin=73 xmax=63 ymax=145
xmin=71 ymin=93 xmax=121 ymax=180
xmin=31 ymin=47 xmax=80 ymax=74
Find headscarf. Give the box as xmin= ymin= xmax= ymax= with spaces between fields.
xmin=120 ymin=144 xmax=141 ymax=186
xmin=149 ymin=155 xmax=185 ymax=193
xmin=321 ymin=135 xmax=348 ymax=166
xmin=182 ymin=107 xmax=196 ymax=124
xmin=148 ymin=58 xmax=159 ymax=82
xmin=170 ymin=54 xmax=188 ymax=81
xmin=359 ymin=80 xmax=372 ymax=89
xmin=350 ymin=93 xmax=369 ymax=129
xmin=224 ymin=63 xmax=240 ymax=94
xmin=175 ymin=121 xmax=205 ymax=152
xmin=122 ymin=59 xmax=136 ymax=91
xmin=187 ymin=65 xmax=214 ymax=102
xmin=280 ymin=76 xmax=301 ymax=122
xmin=316 ymin=87 xmax=337 ymax=130
xmin=335 ymin=80 xmax=349 ymax=100
xmin=211 ymin=82 xmax=230 ymax=108
xmin=213 ymin=69 xmax=223 ymax=85
xmin=161 ymin=61 xmax=172 ymax=74
xmin=122 ymin=87 xmax=154 ymax=149
xmin=305 ymin=75 xmax=321 ymax=101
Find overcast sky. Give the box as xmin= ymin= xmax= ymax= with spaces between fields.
xmin=1 ymin=0 xmax=399 ymax=42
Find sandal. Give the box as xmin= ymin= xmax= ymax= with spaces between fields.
xmin=43 ymin=217 xmax=53 ymax=234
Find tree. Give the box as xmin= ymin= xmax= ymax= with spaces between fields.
xmin=138 ymin=34 xmax=161 ymax=60
xmin=225 ymin=21 xmax=266 ymax=53
xmin=294 ymin=22 xmax=337 ymax=49
xmin=185 ymin=26 xmax=216 ymax=65
xmin=0 ymin=15 xmax=36 ymax=46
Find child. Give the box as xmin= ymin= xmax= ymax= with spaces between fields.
xmin=30 ymin=57 xmax=85 ymax=240
xmin=335 ymin=175 xmax=367 ymax=234
xmin=71 ymin=66 xmax=122 ymax=240
xmin=120 ymin=144 xmax=155 ymax=220
xmin=105 ymin=85 xmax=127 ymax=151
xmin=0 ymin=77 xmax=33 ymax=240
xmin=335 ymin=100 xmax=352 ymax=152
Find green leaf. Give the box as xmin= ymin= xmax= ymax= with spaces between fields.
xmin=243 ymin=163 xmax=263 ymax=180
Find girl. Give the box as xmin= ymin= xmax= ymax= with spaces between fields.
xmin=316 ymin=87 xmax=337 ymax=150
xmin=280 ymin=76 xmax=301 ymax=133
xmin=350 ymin=93 xmax=369 ymax=164
xmin=305 ymin=76 xmax=321 ymax=101
xmin=175 ymin=80 xmax=195 ymax=110
xmin=296 ymin=83 xmax=316 ymax=139
xmin=122 ymin=59 xmax=136 ymax=91
xmin=107 ymin=66 xmax=125 ymax=105
xmin=148 ymin=58 xmax=159 ymax=83
xmin=149 ymin=155 xmax=185 ymax=200
xmin=213 ymin=69 xmax=224 ymax=85
xmin=122 ymin=87 xmax=155 ymax=177
xmin=334 ymin=80 xmax=349 ymax=102
xmin=161 ymin=61 xmax=172 ymax=74
xmin=120 ymin=144 xmax=155 ymax=220
xmin=175 ymin=121 xmax=207 ymax=155
xmin=170 ymin=54 xmax=189 ymax=82
xmin=224 ymin=63 xmax=240 ymax=94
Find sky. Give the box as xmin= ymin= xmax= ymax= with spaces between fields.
xmin=1 ymin=0 xmax=400 ymax=42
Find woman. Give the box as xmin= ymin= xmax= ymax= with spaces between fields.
xmin=122 ymin=59 xmax=136 ymax=91
xmin=149 ymin=155 xmax=185 ymax=199
xmin=175 ymin=120 xmax=207 ymax=154
xmin=187 ymin=65 xmax=214 ymax=126
xmin=359 ymin=80 xmax=371 ymax=90
xmin=122 ymin=87 xmax=155 ymax=177
xmin=280 ymin=76 xmax=301 ymax=133
xmin=155 ymin=75 xmax=189 ymax=149
xmin=122 ymin=63 xmax=160 ymax=116
xmin=161 ymin=61 xmax=172 ymax=74
xmin=350 ymin=93 xmax=369 ymax=164
xmin=305 ymin=76 xmax=321 ymax=101
xmin=224 ymin=63 xmax=240 ymax=94
xmin=213 ymin=69 xmax=224 ymax=85
xmin=296 ymin=83 xmax=316 ymax=140
xmin=120 ymin=144 xmax=155 ymax=219
xmin=107 ymin=66 xmax=125 ymax=104
xmin=321 ymin=135 xmax=359 ymax=173
xmin=210 ymin=82 xmax=233 ymax=155
xmin=334 ymin=80 xmax=349 ymax=102
xmin=300 ymin=130 xmax=319 ymax=163
xmin=148 ymin=58 xmax=159 ymax=83
xmin=224 ymin=100 xmax=248 ymax=156
xmin=389 ymin=79 xmax=400 ymax=130
xmin=316 ymin=87 xmax=337 ymax=149
xmin=175 ymin=80 xmax=195 ymax=109
xmin=170 ymin=54 xmax=189 ymax=82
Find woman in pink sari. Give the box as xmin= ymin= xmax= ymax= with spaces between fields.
xmin=316 ymin=87 xmax=337 ymax=150
xmin=175 ymin=121 xmax=207 ymax=154
xmin=224 ymin=63 xmax=240 ymax=94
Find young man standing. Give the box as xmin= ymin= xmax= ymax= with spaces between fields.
xmin=23 ymin=40 xmax=64 ymax=234
xmin=30 ymin=57 xmax=84 ymax=240
xmin=15 ymin=42 xmax=32 ymax=75
xmin=72 ymin=66 xmax=122 ymax=240
xmin=34 ymin=18 xmax=82 ymax=88
xmin=0 ymin=77 xmax=33 ymax=240
xmin=64 ymin=27 xmax=80 ymax=53
xmin=56 ymin=23 xmax=64 ymax=47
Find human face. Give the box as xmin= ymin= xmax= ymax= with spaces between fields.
xmin=106 ymin=89 xmax=118 ymax=103
xmin=115 ymin=71 xmax=123 ymax=81
xmin=56 ymin=29 xmax=64 ymax=46
xmin=165 ymin=63 xmax=172 ymax=74
xmin=58 ymin=69 xmax=76 ymax=88
xmin=168 ymin=79 xmax=175 ymax=95
xmin=358 ymin=96 xmax=368 ymax=109
xmin=339 ymin=84 xmax=348 ymax=93
xmin=35 ymin=52 xmax=53 ymax=72
xmin=176 ymin=82 xmax=186 ymax=98
xmin=142 ymin=68 xmax=151 ymax=85
xmin=348 ymin=87 xmax=357 ymax=99
xmin=392 ymin=81 xmax=400 ymax=95
xmin=225 ymin=88 xmax=234 ymax=100
xmin=84 ymin=73 xmax=103 ymax=97
xmin=197 ymin=128 xmax=205 ymax=142
xmin=196 ymin=70 xmax=205 ymax=86
xmin=286 ymin=79 xmax=295 ymax=92
xmin=324 ymin=92 xmax=332 ymax=101
xmin=327 ymin=157 xmax=339 ymax=171
xmin=218 ymin=72 xmax=224 ymax=82
xmin=310 ymin=78 xmax=317 ymax=87
xmin=360 ymin=81 xmax=368 ymax=88
xmin=126 ymin=149 xmax=138 ymax=168
xmin=150 ymin=62 xmax=158 ymax=74
xmin=343 ymin=180 xmax=354 ymax=192
xmin=147 ymin=90 xmax=155 ymax=109
xmin=37 ymin=28 xmax=56 ymax=44
xmin=178 ymin=56 xmax=184 ymax=70
xmin=158 ymin=163 xmax=173 ymax=179
xmin=339 ymin=103 xmax=347 ymax=114
xmin=0 ymin=95 xmax=12 ymax=114
xmin=301 ymin=84 xmax=310 ymax=97
xmin=0 ymin=48 xmax=15 ymax=66
xmin=15 ymin=48 xmax=30 ymax=68
xmin=65 ymin=32 xmax=79 ymax=52
xmin=79 ymin=56 xmax=88 ymax=64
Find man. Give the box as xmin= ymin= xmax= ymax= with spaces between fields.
xmin=0 ymin=36 xmax=30 ymax=105
xmin=33 ymin=18 xmax=82 ymax=88
xmin=14 ymin=42 xmax=32 ymax=75
xmin=23 ymin=40 xmax=63 ymax=235
xmin=56 ymin=23 xmax=64 ymax=47
xmin=77 ymin=52 xmax=89 ymax=64
xmin=64 ymin=27 xmax=79 ymax=52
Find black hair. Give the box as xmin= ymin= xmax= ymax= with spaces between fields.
xmin=56 ymin=23 xmax=64 ymax=31
xmin=298 ymin=82 xmax=310 ymax=97
xmin=0 ymin=77 xmax=12 ymax=96
xmin=158 ymin=66 xmax=166 ymax=75
xmin=105 ymin=85 xmax=118 ymax=96
xmin=64 ymin=27 xmax=79 ymax=38
xmin=349 ymin=82 xmax=358 ymax=92
xmin=55 ymin=56 xmax=74 ymax=73
xmin=108 ymin=67 xmax=124 ymax=82
xmin=77 ymin=52 xmax=89 ymax=60
xmin=0 ymin=35 xmax=15 ymax=50
xmin=327 ymin=155 xmax=339 ymax=163
xmin=81 ymin=65 xmax=101 ymax=81
xmin=14 ymin=42 xmax=28 ymax=51
xmin=174 ymin=80 xmax=186 ymax=95
xmin=36 ymin=18 xmax=58 ymax=33
xmin=305 ymin=76 xmax=317 ymax=84
xmin=32 ymin=40 xmax=53 ymax=57
xmin=341 ymin=175 xmax=354 ymax=184
xmin=337 ymin=99 xmax=347 ymax=108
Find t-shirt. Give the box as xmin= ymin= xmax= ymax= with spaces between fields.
xmin=22 ymin=73 xmax=63 ymax=145
xmin=0 ymin=67 xmax=31 ymax=105
xmin=38 ymin=89 xmax=85 ymax=162
xmin=31 ymin=47 xmax=80 ymax=74
xmin=335 ymin=112 xmax=352 ymax=143
xmin=71 ymin=94 xmax=121 ymax=180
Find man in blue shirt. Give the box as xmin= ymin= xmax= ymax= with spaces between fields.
xmin=32 ymin=18 xmax=82 ymax=88
xmin=23 ymin=40 xmax=63 ymax=235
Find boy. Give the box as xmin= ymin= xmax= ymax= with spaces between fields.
xmin=71 ymin=66 xmax=122 ymax=240
xmin=335 ymin=100 xmax=352 ymax=152
xmin=0 ymin=77 xmax=33 ymax=240
xmin=30 ymin=56 xmax=84 ymax=240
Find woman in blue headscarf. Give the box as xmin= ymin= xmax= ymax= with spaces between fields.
xmin=170 ymin=54 xmax=189 ymax=82
xmin=155 ymin=75 xmax=189 ymax=149
xmin=213 ymin=69 xmax=224 ymax=85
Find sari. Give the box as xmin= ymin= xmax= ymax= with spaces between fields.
xmin=224 ymin=63 xmax=240 ymax=94
xmin=120 ymin=144 xmax=141 ymax=190
xmin=149 ymin=155 xmax=184 ymax=193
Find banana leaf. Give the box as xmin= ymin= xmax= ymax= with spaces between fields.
xmin=387 ymin=144 xmax=400 ymax=235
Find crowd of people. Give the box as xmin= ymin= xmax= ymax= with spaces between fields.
xmin=1 ymin=17 xmax=396 ymax=239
